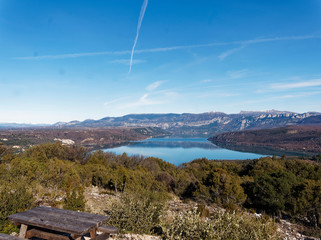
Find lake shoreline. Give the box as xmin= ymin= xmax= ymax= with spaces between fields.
xmin=102 ymin=137 xmax=267 ymax=166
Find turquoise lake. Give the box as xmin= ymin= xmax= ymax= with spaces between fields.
xmin=103 ymin=138 xmax=267 ymax=166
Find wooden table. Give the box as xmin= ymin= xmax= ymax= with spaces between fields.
xmin=8 ymin=206 xmax=110 ymax=240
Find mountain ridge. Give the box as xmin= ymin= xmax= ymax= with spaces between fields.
xmin=1 ymin=110 xmax=321 ymax=137
xmin=52 ymin=110 xmax=321 ymax=137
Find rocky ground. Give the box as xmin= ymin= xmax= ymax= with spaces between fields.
xmin=84 ymin=186 xmax=318 ymax=240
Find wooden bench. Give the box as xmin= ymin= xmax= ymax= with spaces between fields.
xmin=8 ymin=206 xmax=111 ymax=240
xmin=97 ymin=225 xmax=118 ymax=235
xmin=0 ymin=233 xmax=22 ymax=240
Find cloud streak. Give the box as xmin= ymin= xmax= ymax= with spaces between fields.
xmin=120 ymin=93 xmax=164 ymax=109
xmin=109 ymin=59 xmax=146 ymax=65
xmin=104 ymin=97 xmax=130 ymax=107
xmin=128 ymin=0 xmax=148 ymax=74
xmin=270 ymin=79 xmax=321 ymax=89
xmin=13 ymin=35 xmax=321 ymax=60
xmin=218 ymin=35 xmax=321 ymax=60
xmin=227 ymin=69 xmax=249 ymax=79
xmin=218 ymin=45 xmax=245 ymax=60
xmin=146 ymin=81 xmax=165 ymax=91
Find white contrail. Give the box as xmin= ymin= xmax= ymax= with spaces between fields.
xmin=13 ymin=35 xmax=321 ymax=60
xmin=128 ymin=0 xmax=148 ymax=74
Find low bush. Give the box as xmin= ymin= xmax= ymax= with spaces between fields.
xmin=0 ymin=181 xmax=34 ymax=233
xmin=106 ymin=189 xmax=167 ymax=234
xmin=160 ymin=208 xmax=282 ymax=240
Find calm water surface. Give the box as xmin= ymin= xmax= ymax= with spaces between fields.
xmin=103 ymin=138 xmax=267 ymax=166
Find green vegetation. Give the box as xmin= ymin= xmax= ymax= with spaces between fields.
xmin=160 ymin=209 xmax=281 ymax=240
xmin=0 ymin=142 xmax=320 ymax=237
xmin=106 ymin=189 xmax=167 ymax=234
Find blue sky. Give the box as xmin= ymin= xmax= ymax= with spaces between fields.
xmin=0 ymin=0 xmax=321 ymax=123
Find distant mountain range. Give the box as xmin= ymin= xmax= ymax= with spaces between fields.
xmin=1 ymin=110 xmax=321 ymax=137
xmin=53 ymin=110 xmax=321 ymax=137
xmin=0 ymin=123 xmax=50 ymax=129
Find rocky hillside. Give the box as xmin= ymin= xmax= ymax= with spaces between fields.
xmin=209 ymin=126 xmax=321 ymax=154
xmin=54 ymin=110 xmax=321 ymax=137
xmin=0 ymin=127 xmax=170 ymax=150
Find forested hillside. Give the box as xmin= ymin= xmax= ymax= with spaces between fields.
xmin=0 ymin=127 xmax=169 ymax=151
xmin=0 ymin=142 xmax=320 ymax=238
xmin=209 ymin=126 xmax=321 ymax=154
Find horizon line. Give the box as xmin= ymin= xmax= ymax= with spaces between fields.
xmin=1 ymin=109 xmax=320 ymax=125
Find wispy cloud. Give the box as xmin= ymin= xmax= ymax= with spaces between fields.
xmin=218 ymin=35 xmax=321 ymax=60
xmin=111 ymin=89 xmax=179 ymax=110
xmin=233 ymin=91 xmax=321 ymax=106
xmin=120 ymin=93 xmax=164 ymax=109
xmin=13 ymin=34 xmax=321 ymax=60
xmin=128 ymin=0 xmax=148 ymax=73
xmin=227 ymin=69 xmax=249 ymax=79
xmin=146 ymin=81 xmax=165 ymax=91
xmin=13 ymin=50 xmax=129 ymax=60
xmin=270 ymin=79 xmax=321 ymax=89
xmin=218 ymin=45 xmax=245 ymax=60
xmin=109 ymin=59 xmax=146 ymax=65
xmin=201 ymin=79 xmax=213 ymax=83
xmin=104 ymin=97 xmax=130 ymax=107
xmin=240 ymin=35 xmax=320 ymax=44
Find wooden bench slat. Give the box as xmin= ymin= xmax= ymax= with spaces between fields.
xmin=30 ymin=207 xmax=109 ymax=222
xmin=9 ymin=213 xmax=88 ymax=235
xmin=0 ymin=233 xmax=23 ymax=240
xmin=91 ymin=233 xmax=110 ymax=240
xmin=97 ymin=225 xmax=118 ymax=234
xmin=26 ymin=229 xmax=70 ymax=240
xmin=19 ymin=209 xmax=101 ymax=227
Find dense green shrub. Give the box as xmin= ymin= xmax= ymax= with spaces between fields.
xmin=64 ymin=188 xmax=86 ymax=211
xmin=106 ymin=189 xmax=167 ymax=234
xmin=0 ymin=181 xmax=34 ymax=233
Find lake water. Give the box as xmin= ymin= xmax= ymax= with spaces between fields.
xmin=103 ymin=138 xmax=267 ymax=166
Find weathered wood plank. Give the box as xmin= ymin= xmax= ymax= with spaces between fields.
xmin=91 ymin=233 xmax=110 ymax=240
xmin=15 ymin=209 xmax=98 ymax=227
xmin=23 ymin=207 xmax=109 ymax=225
xmin=0 ymin=233 xmax=23 ymax=240
xmin=18 ymin=224 xmax=27 ymax=238
xmin=25 ymin=229 xmax=70 ymax=240
xmin=97 ymin=225 xmax=118 ymax=234
xmin=31 ymin=207 xmax=108 ymax=222
xmin=10 ymin=213 xmax=89 ymax=235
xmin=90 ymin=228 xmax=97 ymax=238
